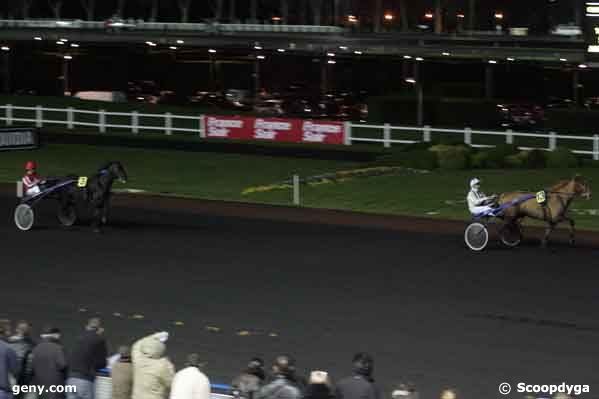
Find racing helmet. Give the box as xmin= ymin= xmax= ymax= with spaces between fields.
xmin=25 ymin=161 xmax=37 ymax=170
xmin=470 ymin=177 xmax=481 ymax=189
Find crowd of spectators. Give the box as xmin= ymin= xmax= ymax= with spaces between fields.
xmin=1 ymin=318 xmax=563 ymax=399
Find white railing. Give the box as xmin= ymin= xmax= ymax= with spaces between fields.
xmin=347 ymin=122 xmax=599 ymax=161
xmin=0 ymin=104 xmax=203 ymax=136
xmin=1 ymin=104 xmax=598 ymax=160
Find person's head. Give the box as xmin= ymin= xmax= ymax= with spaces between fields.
xmin=14 ymin=320 xmax=31 ymax=337
xmin=391 ymin=383 xmax=418 ymax=399
xmin=0 ymin=319 xmax=11 ymax=339
xmin=352 ymin=352 xmax=373 ymax=378
xmin=272 ymin=355 xmax=296 ymax=379
xmin=40 ymin=326 xmax=61 ymax=342
xmin=185 ymin=353 xmax=206 ymax=368
xmin=25 ymin=161 xmax=37 ymax=175
xmin=439 ymin=388 xmax=458 ymax=399
xmin=309 ymin=371 xmax=330 ymax=386
xmin=86 ymin=317 xmax=103 ymax=334
xmin=246 ymin=357 xmax=265 ymax=380
xmin=470 ymin=177 xmax=481 ymax=192
xmin=118 ymin=345 xmax=131 ymax=361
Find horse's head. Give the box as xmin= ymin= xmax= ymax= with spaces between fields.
xmin=572 ymin=175 xmax=591 ymax=200
xmin=100 ymin=161 xmax=128 ymax=183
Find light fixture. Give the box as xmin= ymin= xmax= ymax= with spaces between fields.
xmin=405 ymin=78 xmax=416 ymax=84
xmin=579 ymin=64 xmax=588 ymax=69
xmin=208 ymin=49 xmax=217 ymax=53
xmin=60 ymin=38 xmax=68 ymax=42
xmin=560 ymin=58 xmax=568 ymax=62
xmin=442 ymin=52 xmax=451 ymax=56
xmin=1 ymin=46 xmax=9 ymax=52
xmin=277 ymin=48 xmax=286 ymax=53
xmin=254 ymin=45 xmax=263 ymax=50
xmin=34 ymin=36 xmax=42 ymax=41
xmin=424 ymin=12 xmax=434 ymax=19
xmin=506 ymin=57 xmax=515 ymax=61
xmin=63 ymin=55 xmax=73 ymax=60
xmin=70 ymin=43 xmax=79 ymax=48
xmin=339 ymin=46 xmax=348 ymax=50
xmin=384 ymin=13 xmax=394 ymax=21
xmin=327 ymin=60 xmax=336 ymax=64
xmin=257 ymin=55 xmax=266 ymax=60
xmin=488 ymin=60 xmax=497 ymax=64
xmin=176 ymin=40 xmax=184 ymax=44
xmin=327 ymin=52 xmax=336 ymax=57
xmin=494 ymin=12 xmax=504 ymax=20
xmin=457 ymin=13 xmax=465 ymax=19
xmin=56 ymin=41 xmax=65 ymax=45
xmin=354 ymin=50 xmax=363 ymax=55
xmin=169 ymin=46 xmax=178 ymax=50
xmin=415 ymin=57 xmax=424 ymax=61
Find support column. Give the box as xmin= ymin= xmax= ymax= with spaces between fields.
xmin=573 ymin=69 xmax=580 ymax=106
xmin=485 ymin=64 xmax=494 ymax=99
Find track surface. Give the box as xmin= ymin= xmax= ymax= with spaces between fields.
xmin=2 ymin=193 xmax=599 ymax=399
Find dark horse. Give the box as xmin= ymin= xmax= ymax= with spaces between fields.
xmin=59 ymin=161 xmax=128 ymax=232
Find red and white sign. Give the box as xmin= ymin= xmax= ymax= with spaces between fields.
xmin=203 ymin=115 xmax=345 ymax=145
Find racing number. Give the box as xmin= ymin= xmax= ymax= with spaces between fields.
xmin=77 ymin=176 xmax=88 ymax=188
xmin=536 ymin=190 xmax=547 ymax=204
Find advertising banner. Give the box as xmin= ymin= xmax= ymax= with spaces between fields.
xmin=0 ymin=128 xmax=39 ymax=151
xmin=203 ymin=115 xmax=345 ymax=145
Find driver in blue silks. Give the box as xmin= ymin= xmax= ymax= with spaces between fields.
xmin=467 ymin=177 xmax=498 ymax=215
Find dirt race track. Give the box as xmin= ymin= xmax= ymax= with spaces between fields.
xmin=2 ymin=191 xmax=599 ymax=399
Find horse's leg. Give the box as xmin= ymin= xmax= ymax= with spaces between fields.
xmin=563 ymin=216 xmax=576 ymax=246
xmin=91 ymin=203 xmax=102 ymax=233
xmin=541 ymin=222 xmax=556 ymax=248
xmin=101 ymin=195 xmax=111 ymax=225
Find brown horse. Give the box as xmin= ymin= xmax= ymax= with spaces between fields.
xmin=498 ymin=176 xmax=591 ymax=247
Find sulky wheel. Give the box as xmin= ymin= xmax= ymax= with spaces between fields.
xmin=14 ymin=204 xmax=35 ymax=231
xmin=57 ymin=204 xmax=77 ymax=227
xmin=464 ymin=222 xmax=489 ymax=251
xmin=499 ymin=221 xmax=522 ymax=248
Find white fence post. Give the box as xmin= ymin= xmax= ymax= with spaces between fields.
xmin=506 ymin=129 xmax=513 ymax=144
xmin=67 ymin=107 xmax=74 ymax=129
xmin=344 ymin=121 xmax=352 ymax=145
xmin=594 ymin=134 xmax=599 ymax=161
xmin=423 ymin=125 xmax=431 ymax=143
xmin=199 ymin=114 xmax=206 ymax=138
xmin=549 ymin=131 xmax=557 ymax=151
xmin=6 ymin=104 xmax=12 ymax=126
xmin=293 ymin=174 xmax=300 ymax=205
xmin=35 ymin=105 xmax=43 ymax=128
xmin=99 ymin=109 xmax=106 ymax=133
xmin=132 ymin=111 xmax=139 ymax=134
xmin=383 ymin=123 xmax=391 ymax=148
xmin=464 ymin=127 xmax=472 ymax=145
xmin=165 ymin=112 xmax=172 ymax=136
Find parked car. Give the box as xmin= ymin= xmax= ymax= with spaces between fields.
xmin=254 ymin=99 xmax=285 ymax=116
xmin=545 ymin=97 xmax=577 ymax=109
xmin=497 ymin=103 xmax=545 ymax=130
xmin=584 ymin=97 xmax=599 ymax=110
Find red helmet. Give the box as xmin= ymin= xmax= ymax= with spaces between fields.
xmin=25 ymin=161 xmax=37 ymax=170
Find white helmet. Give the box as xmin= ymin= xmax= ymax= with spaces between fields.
xmin=470 ymin=177 xmax=481 ymax=189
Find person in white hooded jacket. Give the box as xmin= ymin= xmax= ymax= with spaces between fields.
xmin=131 ymin=332 xmax=175 ymax=399
xmin=169 ymin=354 xmax=210 ymax=399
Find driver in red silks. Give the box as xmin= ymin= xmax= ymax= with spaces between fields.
xmin=22 ymin=161 xmax=43 ymax=196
